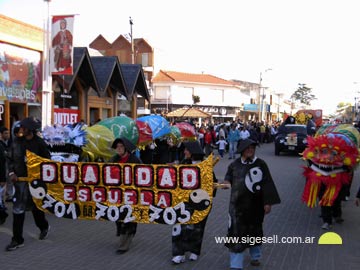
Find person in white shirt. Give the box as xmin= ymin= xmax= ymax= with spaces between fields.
xmin=216 ymin=136 xmax=228 ymax=157
xmin=239 ymin=126 xmax=250 ymax=141
xmin=218 ymin=124 xmax=226 ymax=140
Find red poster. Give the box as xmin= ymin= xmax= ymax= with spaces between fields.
xmin=50 ymin=15 xmax=75 ymax=75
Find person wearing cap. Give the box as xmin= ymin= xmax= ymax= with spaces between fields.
xmin=222 ymin=138 xmax=281 ymax=270
xmin=171 ymin=141 xmax=218 ymax=264
xmin=110 ymin=137 xmax=142 ymax=254
xmin=5 ymin=117 xmax=51 ymax=251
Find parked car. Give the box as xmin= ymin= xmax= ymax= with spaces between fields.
xmin=274 ymin=124 xmax=308 ymax=155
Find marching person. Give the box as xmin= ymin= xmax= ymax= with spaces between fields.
xmin=110 ymin=137 xmax=142 ymax=254
xmin=171 ymin=141 xmax=218 ymax=264
xmin=5 ymin=117 xmax=51 ymax=251
xmin=222 ymin=138 xmax=281 ymax=270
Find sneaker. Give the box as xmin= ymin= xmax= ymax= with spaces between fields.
xmin=250 ymin=259 xmax=261 ymax=266
xmin=172 ymin=255 xmax=185 ymax=264
xmin=189 ymin=253 xmax=198 ymax=261
xmin=321 ymin=222 xmax=332 ymax=230
xmin=39 ymin=225 xmax=50 ymax=240
xmin=116 ymin=249 xmax=128 ymax=254
xmin=6 ymin=240 xmax=24 ymax=251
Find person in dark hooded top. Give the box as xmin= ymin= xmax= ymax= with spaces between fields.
xmin=110 ymin=137 xmax=142 ymax=254
xmin=171 ymin=140 xmax=218 ymax=264
xmin=223 ymin=138 xmax=281 ymax=270
xmin=6 ymin=117 xmax=51 ymax=251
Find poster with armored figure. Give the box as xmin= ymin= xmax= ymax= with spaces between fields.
xmin=50 ymin=15 xmax=74 ymax=75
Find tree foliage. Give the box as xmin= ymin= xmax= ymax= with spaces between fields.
xmin=291 ymin=83 xmax=316 ymax=106
xmin=192 ymin=95 xmax=200 ymax=104
xmin=336 ymin=102 xmax=351 ymax=109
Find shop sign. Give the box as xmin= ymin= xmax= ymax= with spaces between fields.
xmin=54 ymin=108 xmax=79 ymax=125
xmin=0 ymin=104 xmax=3 ymax=120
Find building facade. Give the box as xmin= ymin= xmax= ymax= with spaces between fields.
xmin=89 ymin=34 xmax=154 ymax=116
xmin=0 ymin=15 xmax=150 ymax=128
xmin=151 ymin=70 xmax=251 ymax=122
xmin=0 ymin=14 xmax=44 ymax=129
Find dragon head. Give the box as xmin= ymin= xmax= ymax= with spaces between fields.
xmin=302 ymin=134 xmax=359 ymax=176
xmin=302 ymin=124 xmax=360 ymax=207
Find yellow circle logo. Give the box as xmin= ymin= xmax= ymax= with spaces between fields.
xmin=318 ymin=232 xmax=342 ymax=245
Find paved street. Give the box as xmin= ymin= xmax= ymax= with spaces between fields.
xmin=1 ymin=142 xmax=360 ymax=270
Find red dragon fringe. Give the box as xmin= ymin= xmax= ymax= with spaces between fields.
xmin=302 ymin=166 xmax=352 ymax=207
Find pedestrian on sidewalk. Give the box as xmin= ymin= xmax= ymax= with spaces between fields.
xmin=5 ymin=117 xmax=51 ymax=251
xmin=110 ymin=137 xmax=142 ymax=254
xmin=222 ymin=138 xmax=281 ymax=270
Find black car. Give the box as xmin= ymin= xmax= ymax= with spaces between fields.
xmin=274 ymin=124 xmax=308 ymax=155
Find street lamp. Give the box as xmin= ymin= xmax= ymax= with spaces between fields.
xmin=274 ymin=92 xmax=283 ymax=121
xmin=258 ymin=68 xmax=272 ymax=122
xmin=129 ymin=17 xmax=137 ymax=119
xmin=353 ymin=82 xmax=360 ymax=123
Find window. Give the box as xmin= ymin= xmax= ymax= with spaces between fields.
xmin=142 ymin=53 xmax=149 ymax=66
xmin=154 ymin=86 xmax=170 ymax=100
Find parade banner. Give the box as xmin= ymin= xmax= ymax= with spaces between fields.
xmin=23 ymin=151 xmax=214 ymax=225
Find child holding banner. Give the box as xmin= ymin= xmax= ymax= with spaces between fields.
xmin=110 ymin=137 xmax=143 ymax=254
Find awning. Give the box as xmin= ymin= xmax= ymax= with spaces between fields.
xmin=166 ymin=107 xmax=211 ymax=118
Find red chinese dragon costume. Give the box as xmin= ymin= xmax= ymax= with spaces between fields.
xmin=302 ymin=124 xmax=360 ymax=208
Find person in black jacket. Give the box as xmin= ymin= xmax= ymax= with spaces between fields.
xmin=171 ymin=141 xmax=217 ymax=264
xmin=0 ymin=141 xmax=8 ymax=224
xmin=6 ymin=117 xmax=51 ymax=251
xmin=223 ymin=139 xmax=281 ymax=269
xmin=110 ymin=137 xmax=142 ymax=254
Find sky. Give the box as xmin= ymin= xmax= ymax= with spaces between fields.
xmin=1 ymin=0 xmax=360 ymax=115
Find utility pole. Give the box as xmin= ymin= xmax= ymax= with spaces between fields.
xmin=129 ymin=17 xmax=137 ymax=119
xmin=42 ymin=0 xmax=52 ymax=128
xmin=257 ymin=72 xmax=262 ymax=121
xmin=258 ymin=68 xmax=272 ymax=122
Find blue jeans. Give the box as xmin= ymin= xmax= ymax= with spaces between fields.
xmin=230 ymin=245 xmax=261 ymax=269
xmin=229 ymin=141 xmax=238 ymax=158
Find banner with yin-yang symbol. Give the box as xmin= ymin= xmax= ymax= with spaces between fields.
xmin=23 ymin=150 xmax=215 ymax=225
